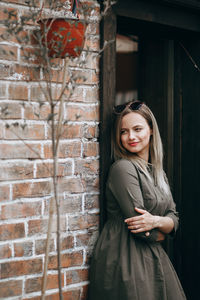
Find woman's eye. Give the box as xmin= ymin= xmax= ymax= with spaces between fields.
xmin=120 ymin=130 xmax=126 ymax=135
xmin=135 ymin=127 xmax=142 ymax=132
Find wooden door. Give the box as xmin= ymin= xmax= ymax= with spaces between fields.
xmin=139 ymin=35 xmax=200 ymax=300
xmin=173 ymin=38 xmax=200 ymax=300
xmin=139 ymin=37 xmax=176 ymax=261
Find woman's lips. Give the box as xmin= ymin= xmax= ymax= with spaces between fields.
xmin=128 ymin=142 xmax=139 ymax=146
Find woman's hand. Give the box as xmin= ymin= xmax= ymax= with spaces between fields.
xmin=124 ymin=207 xmax=156 ymax=233
xmin=125 ymin=207 xmax=174 ymax=235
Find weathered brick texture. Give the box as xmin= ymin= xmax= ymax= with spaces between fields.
xmin=0 ymin=0 xmax=100 ymax=298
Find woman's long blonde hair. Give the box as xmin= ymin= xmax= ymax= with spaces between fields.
xmin=112 ymin=101 xmax=170 ymax=194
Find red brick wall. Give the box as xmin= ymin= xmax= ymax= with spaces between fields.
xmin=0 ymin=0 xmax=100 ymax=298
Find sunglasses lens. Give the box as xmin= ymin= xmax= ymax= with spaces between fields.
xmin=129 ymin=101 xmax=143 ymax=110
xmin=113 ymin=104 xmax=126 ymax=113
xmin=114 ymin=101 xmax=143 ymax=114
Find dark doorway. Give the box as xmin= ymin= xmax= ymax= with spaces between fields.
xmin=115 ymin=15 xmax=200 ymax=300
xmin=100 ymin=2 xmax=200 ymax=298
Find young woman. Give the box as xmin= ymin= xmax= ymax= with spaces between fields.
xmin=89 ymin=101 xmax=186 ymax=300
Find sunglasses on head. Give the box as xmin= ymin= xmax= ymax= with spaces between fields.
xmin=113 ymin=101 xmax=143 ymax=114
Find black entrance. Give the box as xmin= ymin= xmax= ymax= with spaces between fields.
xmin=100 ymin=2 xmax=200 ymax=299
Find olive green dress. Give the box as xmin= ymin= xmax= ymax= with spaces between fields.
xmin=89 ymin=159 xmax=186 ymax=300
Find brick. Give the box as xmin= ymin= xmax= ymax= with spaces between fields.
xmin=0 ymin=280 xmax=22 ymax=298
xmin=0 ymin=184 xmax=10 ymax=202
xmin=30 ymin=85 xmax=46 ymax=101
xmin=80 ymin=3 xmax=100 ymax=20
xmin=7 ymin=0 xmax=40 ymax=5
xmin=83 ymin=176 xmax=99 ymax=193
xmin=23 ymin=296 xmax=41 ymax=300
xmin=0 ymin=124 xmax=3 ymax=139
xmin=84 ymin=193 xmax=99 ymax=210
xmin=76 ymin=232 xmax=93 ymax=248
xmin=0 ymin=27 xmax=5 ymax=43
xmin=0 ymin=162 xmax=33 ymax=181
xmin=48 ymin=251 xmax=83 ymax=270
xmin=35 ymin=160 xmax=73 ymax=178
xmin=25 ymin=274 xmax=64 ymax=294
xmin=68 ymin=213 xmax=99 ymax=231
xmin=11 ymin=64 xmax=40 ymax=81
xmin=82 ymin=123 xmax=99 ymax=139
xmin=19 ymin=6 xmax=40 ymax=26
xmin=84 ymin=86 xmax=99 ymax=102
xmin=83 ymin=52 xmax=99 ymax=70
xmin=65 ymin=104 xmax=99 ymax=121
xmin=66 ymin=86 xmax=84 ymax=102
xmin=62 ymin=141 xmax=82 ymax=157
xmin=74 ymin=159 xmax=99 ymax=176
xmin=44 ymin=194 xmax=82 ymax=216
xmin=0 ymin=223 xmax=25 ymax=241
xmin=8 ymin=84 xmax=28 ymax=100
xmin=84 ymin=36 xmax=100 ymax=52
xmin=44 ymin=141 xmax=81 ymax=159
xmin=27 ymin=219 xmax=48 ymax=237
xmin=0 ymin=45 xmax=17 ymax=63
xmin=37 ymin=83 xmax=62 ymax=102
xmin=12 ymin=181 xmax=51 ymax=199
xmin=24 ymin=289 xmax=81 ymax=300
xmin=0 ymin=63 xmax=10 ymax=79
xmin=0 ymin=25 xmax=29 ymax=45
xmin=35 ymin=238 xmax=55 ymax=255
xmin=35 ymin=161 xmax=51 ymax=178
xmin=0 ymin=102 xmax=21 ymax=119
xmin=1 ymin=201 xmax=42 ymax=219
xmin=14 ymin=241 xmax=33 ymax=257
xmin=0 ymin=123 xmax=3 ymax=139
xmin=43 ymin=143 xmax=53 ymax=159
xmin=59 ymin=289 xmax=81 ymax=300
xmin=28 ymin=217 xmax=66 ymax=236
xmin=59 ymin=177 xmax=85 ymax=193
xmin=59 ymin=194 xmax=82 ymax=214
xmin=24 ymin=102 xmax=51 ymax=120
xmin=64 ymin=84 xmax=99 ymax=103
xmin=81 ymin=284 xmax=89 ymax=300
xmin=59 ymin=123 xmax=82 ymax=139
xmin=66 ymin=268 xmax=88 ymax=285
xmin=75 ymin=233 xmax=90 ymax=248
xmin=70 ymin=69 xmax=98 ymax=85
xmin=0 ymin=258 xmax=42 ymax=279
xmin=20 ymin=47 xmax=41 ymax=65
xmin=86 ymin=23 xmax=99 ymax=35
xmin=0 ymin=83 xmax=7 ymax=99
xmin=0 ymin=7 xmax=18 ymax=22
xmin=49 ymin=68 xmax=65 ymax=83
xmin=61 ymin=235 xmax=74 ymax=250
xmin=0 ymin=142 xmax=42 ymax=159
xmin=5 ymin=123 xmax=46 ymax=140
xmin=0 ymin=243 xmax=12 ymax=259
xmin=83 ymin=141 xmax=99 ymax=157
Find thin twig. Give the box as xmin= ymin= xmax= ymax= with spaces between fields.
xmin=179 ymin=42 xmax=200 ymax=72
xmin=41 ymin=195 xmax=55 ymax=300
xmin=56 ymin=57 xmax=69 ymax=153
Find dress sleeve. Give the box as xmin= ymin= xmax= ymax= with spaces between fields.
xmin=164 ymin=191 xmax=179 ymax=237
xmin=163 ymin=173 xmax=179 ymax=237
xmin=107 ymin=159 xmax=158 ymax=242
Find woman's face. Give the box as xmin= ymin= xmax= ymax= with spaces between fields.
xmin=120 ymin=112 xmax=152 ymax=161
